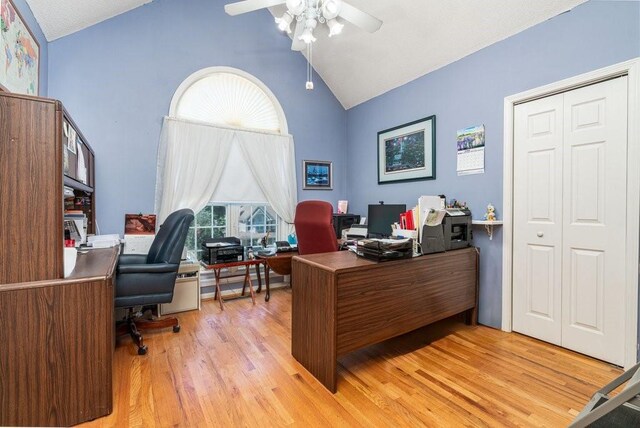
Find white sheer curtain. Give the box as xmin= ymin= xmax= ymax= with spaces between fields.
xmin=154 ymin=116 xmax=298 ymax=227
xmin=236 ymin=130 xmax=297 ymax=230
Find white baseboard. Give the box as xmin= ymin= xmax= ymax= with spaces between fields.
xmin=201 ymin=280 xmax=289 ymax=301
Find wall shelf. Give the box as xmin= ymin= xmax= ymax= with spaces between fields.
xmin=472 ymin=220 xmax=503 ymax=240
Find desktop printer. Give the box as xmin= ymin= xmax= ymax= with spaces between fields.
xmin=421 ymin=208 xmax=473 ymax=254
xmin=343 ymin=224 xmax=368 ymax=240
xmin=201 ymin=237 xmax=244 ymax=265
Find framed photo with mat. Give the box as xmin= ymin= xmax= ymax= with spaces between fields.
xmin=377 ymin=115 xmax=436 ymax=184
xmin=302 ymin=160 xmax=333 ymax=190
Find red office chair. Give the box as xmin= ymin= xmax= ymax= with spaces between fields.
xmin=294 ymin=201 xmax=338 ymax=255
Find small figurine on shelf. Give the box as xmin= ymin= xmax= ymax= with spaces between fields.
xmin=484 ymin=203 xmax=497 ymax=222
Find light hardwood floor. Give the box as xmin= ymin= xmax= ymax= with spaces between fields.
xmin=83 ymin=288 xmax=621 ymax=427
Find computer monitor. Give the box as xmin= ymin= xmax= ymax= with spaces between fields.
xmin=367 ymin=203 xmax=406 ymax=238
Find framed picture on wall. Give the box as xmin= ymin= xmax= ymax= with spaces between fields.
xmin=377 ymin=115 xmax=436 ymax=184
xmin=0 ymin=0 xmax=40 ymax=95
xmin=124 ymin=214 xmax=157 ymax=235
xmin=302 ymin=160 xmax=333 ymax=190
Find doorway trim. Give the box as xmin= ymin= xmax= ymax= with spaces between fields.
xmin=502 ymin=57 xmax=640 ymax=368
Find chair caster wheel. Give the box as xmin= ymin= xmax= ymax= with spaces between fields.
xmin=138 ymin=345 xmax=148 ymax=355
xmin=173 ymin=325 xmax=181 ymax=333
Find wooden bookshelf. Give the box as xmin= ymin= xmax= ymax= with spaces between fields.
xmin=0 ymin=91 xmax=114 ymax=426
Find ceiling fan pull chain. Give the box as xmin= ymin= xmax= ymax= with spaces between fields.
xmin=306 ymin=43 xmax=314 ymax=90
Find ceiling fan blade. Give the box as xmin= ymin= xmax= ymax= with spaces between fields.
xmin=224 ymin=0 xmax=286 ymax=16
xmin=291 ymin=22 xmax=306 ymax=51
xmin=338 ymin=2 xmax=382 ymax=33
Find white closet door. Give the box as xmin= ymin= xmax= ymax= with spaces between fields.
xmin=513 ymin=93 xmax=564 ymax=345
xmin=560 ymin=76 xmax=628 ymax=366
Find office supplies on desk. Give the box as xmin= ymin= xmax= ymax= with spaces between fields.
xmin=357 ymin=237 xmax=413 ymax=261
xmin=63 ymin=219 xmax=82 ymax=246
xmin=275 ymin=241 xmax=295 ymax=252
xmin=391 ymin=228 xmax=420 ymax=255
xmin=344 ymin=224 xmax=368 ymax=239
xmin=418 ymin=195 xmax=446 ymax=240
xmin=202 ymin=236 xmax=244 ymax=264
xmin=88 ymin=234 xmax=121 ymax=248
xmin=421 ymin=208 xmax=473 ymax=254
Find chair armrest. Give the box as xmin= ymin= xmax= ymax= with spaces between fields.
xmin=117 ymin=263 xmax=178 ymax=275
xmin=118 ymin=254 xmax=148 ymax=265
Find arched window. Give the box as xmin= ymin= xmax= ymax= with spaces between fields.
xmin=168 ymin=67 xmax=291 ymax=259
xmin=169 ymin=66 xmax=288 ymax=134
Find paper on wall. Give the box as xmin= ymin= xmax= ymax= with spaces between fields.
xmin=457 ymin=125 xmax=485 ymax=176
xmin=77 ymin=144 xmax=87 ymax=184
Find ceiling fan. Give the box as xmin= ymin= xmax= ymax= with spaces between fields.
xmin=224 ymin=0 xmax=383 ymax=51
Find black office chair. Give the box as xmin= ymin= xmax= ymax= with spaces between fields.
xmin=115 ymin=208 xmax=194 ymax=355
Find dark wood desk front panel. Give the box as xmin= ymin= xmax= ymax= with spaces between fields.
xmin=337 ymin=249 xmax=478 ymax=355
xmin=291 ymin=248 xmax=478 ymax=392
xmin=0 ymin=248 xmax=118 ymax=427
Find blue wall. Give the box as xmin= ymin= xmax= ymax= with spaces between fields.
xmin=11 ymin=0 xmax=47 ymax=95
xmin=46 ymin=0 xmax=640 ymax=333
xmin=47 ymin=0 xmax=347 ymax=234
xmin=346 ymin=0 xmax=640 ymax=328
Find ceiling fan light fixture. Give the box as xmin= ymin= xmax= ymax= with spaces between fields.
xmin=321 ymin=0 xmax=342 ymax=20
xmin=275 ymin=11 xmax=293 ymax=33
xmin=300 ymin=27 xmax=316 ymax=44
xmin=299 ymin=18 xmax=317 ymax=44
xmin=327 ymin=18 xmax=343 ymax=37
xmin=285 ymin=0 xmax=305 ymax=16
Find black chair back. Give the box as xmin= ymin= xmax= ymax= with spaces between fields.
xmin=147 ymin=209 xmax=194 ymax=264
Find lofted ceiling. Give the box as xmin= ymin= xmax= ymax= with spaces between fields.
xmin=25 ymin=0 xmax=152 ymax=41
xmin=26 ymin=0 xmax=587 ymax=109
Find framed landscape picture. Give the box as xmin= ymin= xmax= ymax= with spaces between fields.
xmin=302 ymin=160 xmax=333 ymax=190
xmin=0 ymin=0 xmax=40 ymax=95
xmin=377 ymin=115 xmax=436 ymax=184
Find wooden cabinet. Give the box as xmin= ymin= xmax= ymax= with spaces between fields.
xmin=0 ymin=92 xmax=113 ymax=426
xmin=0 ymin=91 xmax=96 ymax=284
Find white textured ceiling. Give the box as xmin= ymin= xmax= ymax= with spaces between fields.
xmin=271 ymin=0 xmax=588 ymax=108
xmin=26 ymin=0 xmax=587 ymax=108
xmin=25 ymin=0 xmax=152 ymax=41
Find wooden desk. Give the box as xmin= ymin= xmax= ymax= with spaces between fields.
xmin=255 ymin=251 xmax=298 ymax=301
xmin=291 ymin=247 xmax=479 ymax=392
xmin=0 ymin=247 xmax=119 ymax=426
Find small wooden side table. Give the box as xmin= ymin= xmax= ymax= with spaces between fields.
xmin=201 ymin=259 xmax=267 ymax=310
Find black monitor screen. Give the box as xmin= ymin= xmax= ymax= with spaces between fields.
xmin=367 ymin=204 xmax=406 ymax=238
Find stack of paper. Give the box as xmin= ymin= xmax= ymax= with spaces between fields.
xmin=88 ymin=234 xmax=121 ymax=248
